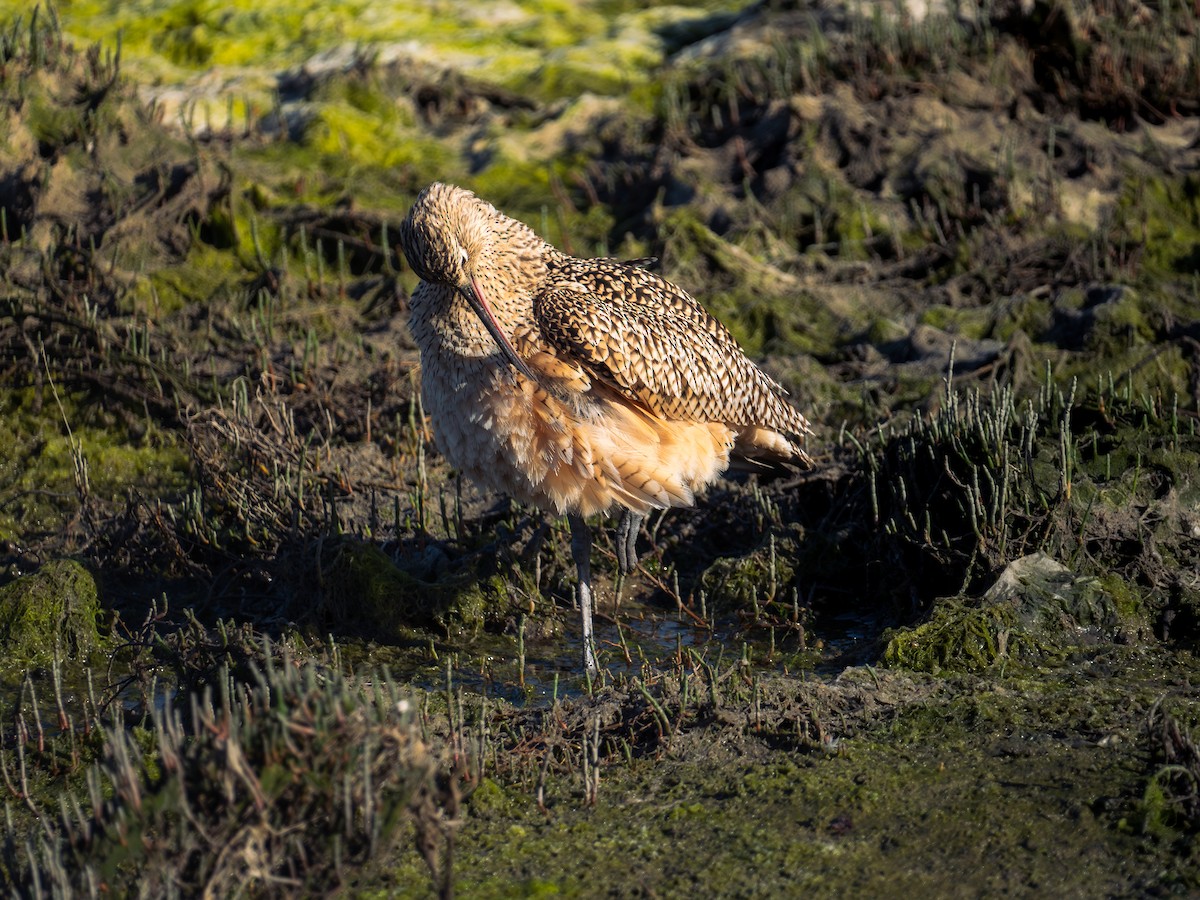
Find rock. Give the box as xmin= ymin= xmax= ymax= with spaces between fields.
xmin=0 ymin=559 xmax=108 ymax=669
xmin=884 ymin=553 xmax=1134 ymax=673
xmin=982 ymin=552 xmax=1123 ymax=637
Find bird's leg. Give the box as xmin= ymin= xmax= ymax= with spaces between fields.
xmin=568 ymin=514 xmax=598 ymax=674
xmin=615 ymin=509 xmax=644 ymax=575
xmin=525 ymin=513 xmax=549 ymax=554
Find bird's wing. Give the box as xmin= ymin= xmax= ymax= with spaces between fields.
xmin=531 ymin=268 xmax=810 ymax=444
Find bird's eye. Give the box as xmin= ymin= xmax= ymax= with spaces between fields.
xmin=458 ymin=247 xmax=469 ymax=268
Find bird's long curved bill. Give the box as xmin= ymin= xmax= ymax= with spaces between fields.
xmin=462 ymin=276 xmax=536 ymax=381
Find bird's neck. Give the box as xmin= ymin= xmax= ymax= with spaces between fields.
xmin=412 ymin=239 xmax=555 ymax=363
xmin=469 ymin=229 xmax=555 ymax=330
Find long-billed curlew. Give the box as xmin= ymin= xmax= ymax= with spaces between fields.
xmin=399 ymin=183 xmax=811 ymax=673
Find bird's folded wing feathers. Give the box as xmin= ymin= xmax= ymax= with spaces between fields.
xmin=532 ymin=283 xmax=810 ymax=441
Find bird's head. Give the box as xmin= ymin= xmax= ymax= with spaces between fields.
xmin=400 ymin=183 xmax=535 ymax=380
xmin=400 ymin=182 xmax=490 ymax=287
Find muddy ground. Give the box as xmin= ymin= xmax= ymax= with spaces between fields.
xmin=1 ymin=0 xmax=1199 ymax=896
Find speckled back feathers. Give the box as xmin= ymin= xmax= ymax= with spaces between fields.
xmin=537 ymin=255 xmax=810 ymax=447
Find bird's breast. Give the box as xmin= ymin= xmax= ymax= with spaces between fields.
xmin=416 ymin=348 xmax=573 ymax=511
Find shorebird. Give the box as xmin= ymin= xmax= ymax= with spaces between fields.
xmin=400 ymin=182 xmax=811 ymax=673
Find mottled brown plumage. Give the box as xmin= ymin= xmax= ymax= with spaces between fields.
xmin=400 ymin=182 xmax=811 ymax=672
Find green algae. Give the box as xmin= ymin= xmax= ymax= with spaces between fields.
xmin=141 ymin=242 xmax=252 ymax=312
xmin=883 ymin=593 xmax=1029 ymax=673
xmin=305 ymin=103 xmax=453 ymax=181
xmin=469 ymin=155 xmax=611 ymax=249
xmin=1126 ymin=174 xmax=1200 ymax=275
xmin=36 ymin=0 xmax=752 ymax=107
xmin=13 ymin=631 xmax=1200 ymax=896
xmin=918 ymin=304 xmax=994 ymax=341
xmin=0 ymin=389 xmax=190 ymax=543
xmin=323 ymin=539 xmax=496 ymax=638
xmin=698 ymin=533 xmax=795 ymax=616
xmin=0 ymin=558 xmax=108 ymax=668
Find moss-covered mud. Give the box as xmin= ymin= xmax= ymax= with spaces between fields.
xmin=2 ymin=0 xmax=1200 ymax=895
xmin=404 ymin=652 xmax=1200 ymax=898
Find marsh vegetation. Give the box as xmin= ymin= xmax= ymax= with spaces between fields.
xmin=1 ymin=0 xmax=1199 ymax=894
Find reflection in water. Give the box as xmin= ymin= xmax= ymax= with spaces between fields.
xmin=344 ymin=591 xmax=884 ymax=707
